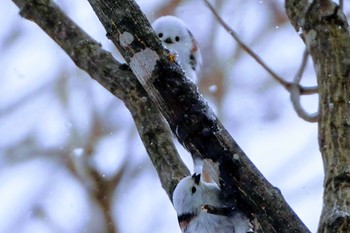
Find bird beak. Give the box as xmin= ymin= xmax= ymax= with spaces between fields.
xmin=164 ymin=37 xmax=173 ymax=44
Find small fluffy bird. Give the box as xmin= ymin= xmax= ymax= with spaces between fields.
xmin=152 ymin=16 xmax=202 ymax=83
xmin=173 ymin=173 xmax=253 ymax=233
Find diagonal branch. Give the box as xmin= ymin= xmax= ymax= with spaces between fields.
xmin=204 ymin=0 xmax=319 ymax=122
xmin=203 ymin=0 xmax=317 ymax=95
xmin=87 ymin=0 xmax=311 ymax=232
xmin=11 ymin=0 xmax=189 ymax=199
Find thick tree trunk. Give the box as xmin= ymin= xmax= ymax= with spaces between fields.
xmin=286 ymin=0 xmax=350 ymax=232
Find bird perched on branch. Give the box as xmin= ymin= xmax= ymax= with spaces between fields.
xmin=173 ymin=173 xmax=254 ymax=233
xmin=152 ymin=16 xmax=202 ymax=83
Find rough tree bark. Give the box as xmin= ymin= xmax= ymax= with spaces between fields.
xmin=86 ymin=0 xmax=310 ymax=232
xmin=12 ymin=0 xmax=349 ymax=232
xmin=11 ymin=0 xmax=189 ymax=200
xmin=11 ymin=0 xmax=311 ymax=232
xmin=286 ymin=0 xmax=350 ymax=232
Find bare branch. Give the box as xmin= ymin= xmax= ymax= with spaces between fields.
xmin=11 ymin=0 xmax=189 ymax=199
xmin=293 ymin=48 xmax=309 ymax=83
xmin=290 ymin=84 xmax=318 ymax=122
xmin=289 ymin=48 xmax=319 ymax=122
xmin=204 ymin=0 xmax=319 ymax=122
xmin=86 ymin=0 xmax=311 ymax=232
xmin=203 ymin=0 xmax=318 ymax=95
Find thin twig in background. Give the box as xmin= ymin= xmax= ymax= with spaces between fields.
xmin=339 ymin=0 xmax=343 ymax=10
xmin=154 ymin=0 xmax=182 ymax=18
xmin=204 ymin=0 xmax=319 ymax=122
xmin=290 ymin=48 xmax=318 ymax=122
xmin=293 ymin=48 xmax=309 ymax=84
xmin=12 ymin=0 xmax=189 ymax=200
xmin=290 ymin=83 xmax=318 ymax=122
xmin=203 ymin=0 xmax=318 ymax=95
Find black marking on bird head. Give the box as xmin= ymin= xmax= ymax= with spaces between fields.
xmin=192 ymin=173 xmax=201 ymax=185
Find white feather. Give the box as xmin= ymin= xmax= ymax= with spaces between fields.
xmin=173 ymin=175 xmax=253 ymax=233
xmin=152 ymin=16 xmax=201 ymax=83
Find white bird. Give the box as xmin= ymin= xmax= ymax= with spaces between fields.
xmin=173 ymin=173 xmax=254 ymax=233
xmin=152 ymin=16 xmax=202 ymax=83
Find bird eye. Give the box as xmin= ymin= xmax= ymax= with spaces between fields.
xmin=158 ymin=33 xmax=163 ymax=38
xmin=191 ymin=186 xmax=196 ymax=194
xmin=175 ymin=36 xmax=180 ymax=42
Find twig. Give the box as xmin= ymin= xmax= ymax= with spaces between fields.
xmin=89 ymin=0 xmax=311 ymax=231
xmin=293 ymin=48 xmax=309 ymax=83
xmin=12 ymin=0 xmax=189 ymax=199
xmin=203 ymin=0 xmax=318 ymax=95
xmin=204 ymin=0 xmax=319 ymax=122
xmin=289 ymin=48 xmax=318 ymax=122
xmin=290 ymin=83 xmax=318 ymax=122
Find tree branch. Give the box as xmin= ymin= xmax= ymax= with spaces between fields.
xmin=290 ymin=49 xmax=319 ymax=122
xmin=293 ymin=48 xmax=309 ymax=84
xmin=86 ymin=0 xmax=310 ymax=232
xmin=205 ymin=0 xmax=319 ymax=123
xmin=290 ymin=83 xmax=318 ymax=122
xmin=203 ymin=0 xmax=317 ymax=96
xmin=11 ymin=0 xmax=189 ymax=199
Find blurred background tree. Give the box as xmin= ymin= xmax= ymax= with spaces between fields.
xmin=1 ymin=0 xmax=348 ymax=232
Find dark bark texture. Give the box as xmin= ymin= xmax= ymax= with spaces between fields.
xmin=286 ymin=0 xmax=350 ymax=232
xmin=15 ymin=0 xmax=350 ymax=232
xmin=86 ymin=0 xmax=310 ymax=232
xmin=11 ymin=0 xmax=190 ymax=200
